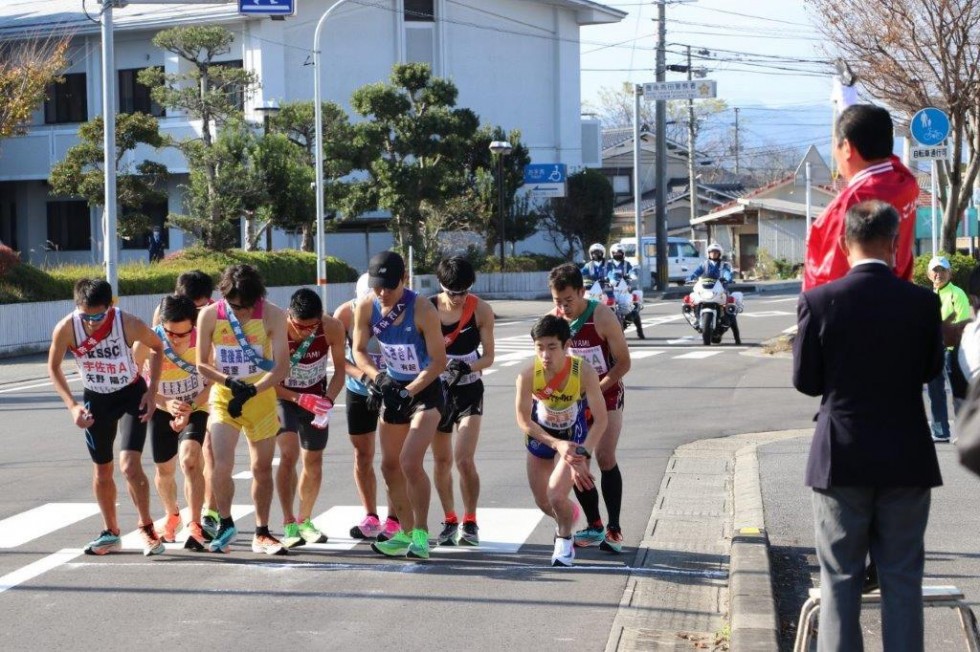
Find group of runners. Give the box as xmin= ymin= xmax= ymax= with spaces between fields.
xmin=48 ymin=250 xmax=632 ymax=566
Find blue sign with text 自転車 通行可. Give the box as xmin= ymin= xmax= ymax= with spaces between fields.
xmin=239 ymin=0 xmax=294 ymax=16
xmin=524 ymin=164 xmax=566 ymax=185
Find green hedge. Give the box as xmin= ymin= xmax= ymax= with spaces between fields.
xmin=0 ymin=248 xmax=358 ymax=304
xmin=481 ymin=253 xmax=568 ymax=273
xmin=912 ymin=252 xmax=978 ymax=290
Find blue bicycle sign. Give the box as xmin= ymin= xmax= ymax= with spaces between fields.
xmin=524 ymin=163 xmax=566 ymax=185
xmin=239 ymin=0 xmax=295 ymax=16
xmin=910 ymin=108 xmax=950 ymax=147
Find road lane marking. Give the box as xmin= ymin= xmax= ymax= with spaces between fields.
xmin=0 ymin=503 xmax=102 ymax=549
xmin=0 ymin=375 xmax=81 ymax=394
xmin=629 ymin=351 xmax=664 ymax=359
xmin=673 ymin=351 xmax=722 ymax=360
xmin=0 ymin=548 xmax=84 ymax=594
xmin=232 ymin=458 xmax=281 ymax=481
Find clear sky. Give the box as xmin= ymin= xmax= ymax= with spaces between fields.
xmin=579 ymin=0 xmax=836 ymax=159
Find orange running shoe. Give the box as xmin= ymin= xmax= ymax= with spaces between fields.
xmin=161 ymin=513 xmax=182 ymax=543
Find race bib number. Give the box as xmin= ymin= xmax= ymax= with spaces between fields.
xmin=159 ymin=373 xmax=201 ymax=403
xmin=370 ymin=352 xmax=386 ymax=371
xmin=285 ymin=358 xmax=327 ymax=389
xmin=571 ymin=345 xmax=609 ymax=376
xmin=381 ymin=343 xmax=421 ymax=376
xmin=216 ymin=343 xmax=264 ymax=379
xmin=534 ymin=402 xmax=579 ymax=431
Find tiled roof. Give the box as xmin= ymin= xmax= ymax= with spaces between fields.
xmin=0 ymin=1 xmax=243 ymax=37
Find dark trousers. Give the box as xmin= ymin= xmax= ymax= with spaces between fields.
xmin=812 ymin=485 xmax=931 ymax=652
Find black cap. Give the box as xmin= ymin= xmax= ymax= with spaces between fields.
xmin=368 ymin=251 xmax=406 ymax=290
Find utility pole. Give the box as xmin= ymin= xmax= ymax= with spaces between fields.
xmin=734 ymin=107 xmax=740 ymax=175
xmin=687 ymin=45 xmax=697 ymax=230
xmin=100 ymin=0 xmax=118 ymax=296
xmin=654 ymin=0 xmax=668 ymax=291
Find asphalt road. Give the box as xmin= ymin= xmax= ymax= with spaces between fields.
xmin=0 ymin=294 xmax=811 ymax=651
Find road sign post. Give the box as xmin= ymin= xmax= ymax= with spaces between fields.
xmin=910 ymin=107 xmax=951 ymax=255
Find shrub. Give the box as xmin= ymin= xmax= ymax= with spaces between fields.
xmin=912 ymin=252 xmax=978 ymax=290
xmin=481 ymin=253 xmax=567 ymax=272
xmin=0 ymin=243 xmax=19 ymax=277
xmin=0 ymin=248 xmax=358 ymax=304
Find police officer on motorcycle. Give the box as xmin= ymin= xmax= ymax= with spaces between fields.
xmin=582 ymin=243 xmax=612 ymax=285
xmin=608 ymin=243 xmax=635 ymax=281
xmin=687 ymin=243 xmax=733 ymax=287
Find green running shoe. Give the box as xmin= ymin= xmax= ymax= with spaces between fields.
xmin=201 ymin=510 xmax=220 ymax=540
xmin=282 ymin=522 xmax=305 ymax=549
xmin=407 ymin=528 xmax=430 ymax=560
xmin=371 ymin=530 xmax=411 ymax=557
xmin=298 ymin=518 xmax=327 ymax=544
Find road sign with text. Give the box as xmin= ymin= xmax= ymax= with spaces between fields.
xmin=239 ymin=0 xmax=294 ymax=16
xmin=642 ymin=80 xmax=717 ymax=101
xmin=524 ymin=164 xmax=566 ymax=185
xmin=911 ymin=145 xmax=949 ymax=161
xmin=527 ymin=183 xmax=566 ymax=199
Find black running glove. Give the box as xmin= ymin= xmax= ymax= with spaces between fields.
xmin=225 ymin=378 xmax=257 ymax=402
xmin=444 ymin=359 xmax=472 ymax=389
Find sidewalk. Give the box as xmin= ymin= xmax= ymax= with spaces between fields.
xmin=758 ymin=433 xmax=980 ymax=650
xmin=605 ymin=430 xmax=806 ymax=651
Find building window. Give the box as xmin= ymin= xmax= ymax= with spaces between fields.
xmin=45 ymin=73 xmax=88 ymax=124
xmin=46 ymin=201 xmax=91 ymax=251
xmin=118 ymin=68 xmax=165 ymax=117
xmin=121 ymin=200 xmax=169 ymax=250
xmin=613 ymin=175 xmax=631 ymax=195
xmin=404 ymin=0 xmax=434 ymax=21
xmin=211 ymin=60 xmax=245 ymax=111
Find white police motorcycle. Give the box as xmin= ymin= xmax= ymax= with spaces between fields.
xmin=586 ymin=268 xmax=645 ymax=339
xmin=681 ymin=276 xmax=743 ymax=345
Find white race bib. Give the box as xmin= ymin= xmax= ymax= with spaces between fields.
xmin=571 ymin=344 xmax=609 ymax=376
xmin=381 ymin=343 xmax=422 ymax=376
xmin=159 ymin=373 xmax=201 ymax=403
xmin=216 ymin=343 xmax=264 ymax=379
xmin=285 ymin=357 xmax=327 ymax=389
xmin=534 ymin=402 xmax=579 ymax=431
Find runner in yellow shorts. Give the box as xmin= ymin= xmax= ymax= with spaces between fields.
xmin=197 ymin=264 xmax=289 ymax=555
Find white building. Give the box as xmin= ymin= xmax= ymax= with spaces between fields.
xmin=0 ymin=0 xmax=624 ymax=270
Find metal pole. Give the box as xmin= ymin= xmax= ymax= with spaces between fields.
xmin=498 ymin=154 xmax=506 ymax=271
xmin=734 ymin=107 xmax=740 ymax=175
xmin=654 ymin=0 xmax=668 ymax=291
xmin=805 ymin=162 xmax=812 ymax=259
xmin=313 ymin=0 xmax=351 ymax=306
xmin=931 ymin=159 xmax=938 ymax=255
xmin=101 ymin=1 xmax=118 ymax=296
xmin=686 ymin=46 xmax=697 ymax=235
xmin=633 ymin=84 xmax=644 ymax=290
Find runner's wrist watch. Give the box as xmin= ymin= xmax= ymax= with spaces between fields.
xmin=575 ymin=445 xmax=592 ymax=459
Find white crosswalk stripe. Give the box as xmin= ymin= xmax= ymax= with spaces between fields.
xmin=0 ymin=503 xmax=102 ymax=548
xmin=673 ymin=351 xmax=722 ymax=360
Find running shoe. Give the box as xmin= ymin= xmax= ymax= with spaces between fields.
xmin=552 ymin=536 xmax=574 ymax=567
xmin=407 ymin=529 xmax=430 ymax=560
xmin=375 ymin=517 xmax=401 ymax=543
xmin=437 ymin=521 xmax=459 ymax=546
xmin=161 ymin=513 xmax=182 ymax=543
xmin=282 ymin=521 xmax=305 ymax=549
xmin=183 ymin=522 xmax=207 ymax=552
xmin=252 ymin=532 xmax=288 ymax=556
xmin=371 ymin=530 xmax=412 ymax=557
xmin=573 ymin=525 xmax=605 ymax=548
xmin=599 ymin=526 xmax=624 ymax=554
xmin=139 ymin=524 xmax=166 ymax=557
xmin=209 ymin=522 xmax=237 ymax=553
xmin=457 ymin=521 xmax=479 ymax=546
xmin=350 ymin=514 xmax=382 ymax=539
xmin=298 ymin=518 xmax=327 ymax=544
xmin=202 ymin=509 xmax=220 ymax=540
xmin=83 ymin=529 xmax=121 ymax=556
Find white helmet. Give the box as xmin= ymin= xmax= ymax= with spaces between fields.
xmin=589 ymin=243 xmax=606 ymax=256
xmin=609 ymin=243 xmax=625 ymax=257
xmin=707 ymin=243 xmax=723 ymax=257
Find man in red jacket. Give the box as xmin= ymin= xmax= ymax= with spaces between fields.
xmin=804 ymin=104 xmax=920 ymax=290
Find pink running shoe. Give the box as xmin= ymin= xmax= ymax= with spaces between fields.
xmin=350 ymin=514 xmax=382 ymax=539
xmin=375 ymin=517 xmax=402 ymax=542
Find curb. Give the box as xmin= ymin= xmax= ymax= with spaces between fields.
xmin=730 ymin=443 xmax=780 ymax=650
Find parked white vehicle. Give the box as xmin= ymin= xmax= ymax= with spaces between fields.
xmin=618 ymin=236 xmax=701 ymax=285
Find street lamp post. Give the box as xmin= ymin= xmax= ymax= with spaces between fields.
xmin=488 ymin=140 xmax=512 ymax=271
xmin=313 ymin=0 xmax=352 ymax=306
xmin=255 ymin=99 xmax=280 ymax=252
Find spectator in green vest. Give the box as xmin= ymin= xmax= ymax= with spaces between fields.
xmin=926 ymin=256 xmax=971 ymax=442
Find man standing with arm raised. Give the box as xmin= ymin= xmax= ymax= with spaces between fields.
xmin=353 ymin=251 xmax=447 ymax=561
xmin=196 ymin=264 xmax=290 ymax=555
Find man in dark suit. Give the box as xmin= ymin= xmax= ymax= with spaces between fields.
xmin=793 ymin=199 xmax=944 ymax=652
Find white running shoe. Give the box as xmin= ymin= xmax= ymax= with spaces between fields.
xmin=551 ymin=536 xmax=574 ymax=567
